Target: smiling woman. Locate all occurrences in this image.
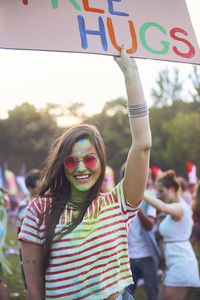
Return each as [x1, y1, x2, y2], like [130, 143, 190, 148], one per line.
[18, 48, 151, 300]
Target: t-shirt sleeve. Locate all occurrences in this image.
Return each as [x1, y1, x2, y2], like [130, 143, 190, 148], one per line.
[112, 180, 142, 229]
[18, 198, 45, 245]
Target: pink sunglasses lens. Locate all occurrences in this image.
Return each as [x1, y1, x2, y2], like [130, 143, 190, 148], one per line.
[84, 154, 97, 167]
[64, 156, 77, 169]
[64, 154, 97, 169]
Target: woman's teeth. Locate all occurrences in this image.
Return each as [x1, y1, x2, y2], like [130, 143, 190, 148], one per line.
[75, 175, 90, 179]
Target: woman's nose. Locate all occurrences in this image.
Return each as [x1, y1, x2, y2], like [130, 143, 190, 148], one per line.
[76, 160, 86, 172]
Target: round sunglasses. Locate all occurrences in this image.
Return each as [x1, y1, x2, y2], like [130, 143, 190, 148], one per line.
[64, 153, 98, 169]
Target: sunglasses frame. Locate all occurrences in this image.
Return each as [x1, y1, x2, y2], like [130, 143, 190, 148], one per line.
[64, 153, 98, 169]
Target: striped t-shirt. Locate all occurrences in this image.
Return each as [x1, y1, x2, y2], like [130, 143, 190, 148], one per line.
[17, 196, 29, 234]
[18, 181, 141, 300]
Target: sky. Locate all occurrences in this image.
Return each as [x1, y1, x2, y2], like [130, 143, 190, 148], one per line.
[0, 0, 200, 124]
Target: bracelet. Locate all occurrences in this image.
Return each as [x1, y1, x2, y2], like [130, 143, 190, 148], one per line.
[127, 101, 149, 118]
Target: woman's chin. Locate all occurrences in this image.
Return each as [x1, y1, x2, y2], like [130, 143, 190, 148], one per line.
[72, 181, 94, 192]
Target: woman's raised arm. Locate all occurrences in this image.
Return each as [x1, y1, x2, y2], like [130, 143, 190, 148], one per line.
[115, 47, 152, 206]
[144, 191, 183, 220]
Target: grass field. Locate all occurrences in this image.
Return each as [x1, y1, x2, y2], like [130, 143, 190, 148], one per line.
[4, 224, 26, 299]
[3, 223, 200, 300]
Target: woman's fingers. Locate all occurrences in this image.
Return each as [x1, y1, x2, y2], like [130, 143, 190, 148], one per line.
[114, 45, 137, 72]
[120, 44, 126, 55]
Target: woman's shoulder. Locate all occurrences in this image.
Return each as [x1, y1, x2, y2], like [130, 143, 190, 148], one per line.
[179, 199, 190, 210]
[28, 195, 53, 212]
[98, 191, 117, 206]
[178, 199, 193, 219]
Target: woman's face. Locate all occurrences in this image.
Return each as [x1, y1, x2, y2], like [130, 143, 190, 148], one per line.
[156, 182, 175, 203]
[64, 139, 101, 192]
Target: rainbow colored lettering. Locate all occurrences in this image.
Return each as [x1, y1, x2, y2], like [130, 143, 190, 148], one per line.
[21, 0, 196, 59]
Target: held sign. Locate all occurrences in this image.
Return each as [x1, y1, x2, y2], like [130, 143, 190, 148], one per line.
[0, 0, 200, 64]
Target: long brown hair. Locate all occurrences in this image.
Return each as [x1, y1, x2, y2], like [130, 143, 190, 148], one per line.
[38, 124, 106, 271]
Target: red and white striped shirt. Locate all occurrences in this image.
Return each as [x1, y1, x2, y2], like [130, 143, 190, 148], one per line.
[18, 181, 141, 299]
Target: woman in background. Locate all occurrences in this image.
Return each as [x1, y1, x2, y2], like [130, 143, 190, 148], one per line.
[144, 170, 200, 300]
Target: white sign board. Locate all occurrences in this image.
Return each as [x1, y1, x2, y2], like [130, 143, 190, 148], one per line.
[0, 0, 200, 64]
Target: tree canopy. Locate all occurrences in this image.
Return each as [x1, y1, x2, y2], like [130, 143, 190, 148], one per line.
[0, 103, 62, 174]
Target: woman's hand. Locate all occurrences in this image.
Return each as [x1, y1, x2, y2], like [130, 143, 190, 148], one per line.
[114, 45, 137, 74]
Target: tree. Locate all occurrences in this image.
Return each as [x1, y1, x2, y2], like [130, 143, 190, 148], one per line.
[161, 111, 200, 176]
[151, 67, 183, 107]
[0, 102, 61, 174]
[189, 65, 200, 102]
[149, 99, 200, 177]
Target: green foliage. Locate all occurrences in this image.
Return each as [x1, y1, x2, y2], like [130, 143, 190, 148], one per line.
[163, 111, 200, 176]
[4, 226, 26, 299]
[150, 101, 200, 176]
[0, 102, 62, 174]
[151, 67, 183, 107]
[189, 66, 200, 102]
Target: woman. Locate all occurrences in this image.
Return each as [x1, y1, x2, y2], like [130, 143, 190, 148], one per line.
[144, 170, 200, 300]
[18, 47, 151, 300]
[191, 179, 200, 259]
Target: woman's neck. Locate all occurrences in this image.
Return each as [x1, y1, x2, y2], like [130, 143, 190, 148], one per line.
[70, 186, 89, 204]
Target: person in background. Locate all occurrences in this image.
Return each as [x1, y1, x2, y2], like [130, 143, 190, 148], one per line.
[177, 176, 193, 208]
[191, 179, 200, 261]
[144, 169, 200, 300]
[101, 165, 115, 193]
[17, 169, 40, 289]
[0, 188, 9, 300]
[18, 47, 152, 300]
[125, 168, 160, 300]
[17, 169, 40, 235]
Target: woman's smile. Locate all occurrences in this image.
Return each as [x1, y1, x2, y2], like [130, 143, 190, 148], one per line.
[74, 174, 92, 183]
